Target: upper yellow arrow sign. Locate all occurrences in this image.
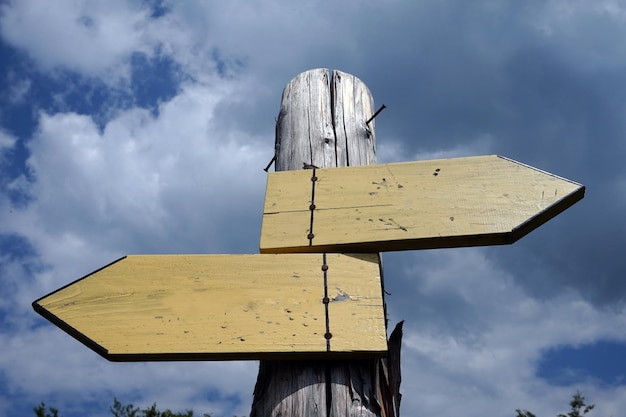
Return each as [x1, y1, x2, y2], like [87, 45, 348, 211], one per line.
[260, 155, 585, 253]
[33, 254, 386, 361]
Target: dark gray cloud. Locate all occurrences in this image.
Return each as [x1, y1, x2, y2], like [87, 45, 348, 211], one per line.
[339, 1, 626, 310]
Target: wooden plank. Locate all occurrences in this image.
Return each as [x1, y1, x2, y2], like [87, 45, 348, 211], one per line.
[33, 254, 386, 361]
[260, 155, 585, 253]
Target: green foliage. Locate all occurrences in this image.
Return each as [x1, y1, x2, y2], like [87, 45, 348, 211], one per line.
[35, 398, 212, 417]
[557, 392, 595, 417]
[516, 391, 595, 417]
[34, 403, 61, 417]
[110, 397, 202, 417]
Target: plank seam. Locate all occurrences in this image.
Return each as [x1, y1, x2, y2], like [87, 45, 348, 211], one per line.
[322, 253, 331, 352]
[308, 168, 317, 246]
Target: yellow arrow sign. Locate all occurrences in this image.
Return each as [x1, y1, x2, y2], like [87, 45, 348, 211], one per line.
[260, 155, 584, 253]
[33, 254, 386, 361]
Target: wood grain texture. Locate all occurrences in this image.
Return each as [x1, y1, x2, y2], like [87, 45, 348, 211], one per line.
[252, 69, 399, 417]
[261, 155, 585, 253]
[274, 68, 376, 171]
[332, 70, 376, 167]
[33, 254, 386, 361]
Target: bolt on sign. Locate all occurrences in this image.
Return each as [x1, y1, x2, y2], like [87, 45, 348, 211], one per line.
[260, 155, 584, 254]
[34, 154, 584, 360]
[33, 254, 386, 361]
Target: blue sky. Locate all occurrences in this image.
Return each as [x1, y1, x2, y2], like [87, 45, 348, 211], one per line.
[1, 1, 625, 416]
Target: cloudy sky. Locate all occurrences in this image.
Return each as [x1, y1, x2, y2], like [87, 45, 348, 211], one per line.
[1, 0, 625, 416]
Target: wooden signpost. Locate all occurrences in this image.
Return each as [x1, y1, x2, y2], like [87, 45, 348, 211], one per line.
[33, 68, 585, 417]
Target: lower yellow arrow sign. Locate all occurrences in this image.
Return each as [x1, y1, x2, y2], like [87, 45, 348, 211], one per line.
[33, 254, 386, 361]
[260, 155, 585, 253]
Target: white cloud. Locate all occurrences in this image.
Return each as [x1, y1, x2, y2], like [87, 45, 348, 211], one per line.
[5, 80, 268, 294]
[1, 76, 270, 415]
[5, 73, 31, 104]
[0, 326, 258, 416]
[0, 0, 356, 87]
[0, 129, 17, 173]
[378, 133, 495, 164]
[0, 0, 156, 82]
[389, 248, 626, 416]
[0, 129, 16, 150]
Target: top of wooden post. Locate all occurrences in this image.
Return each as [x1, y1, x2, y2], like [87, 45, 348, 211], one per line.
[250, 69, 394, 417]
[275, 68, 377, 171]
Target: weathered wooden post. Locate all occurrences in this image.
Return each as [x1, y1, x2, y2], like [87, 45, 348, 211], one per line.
[251, 68, 403, 417]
